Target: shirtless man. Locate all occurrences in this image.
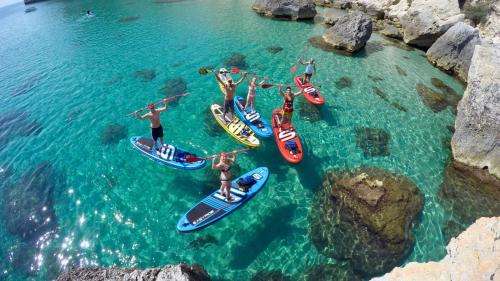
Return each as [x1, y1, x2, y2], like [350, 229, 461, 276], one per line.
[135, 99, 169, 149]
[214, 71, 247, 121]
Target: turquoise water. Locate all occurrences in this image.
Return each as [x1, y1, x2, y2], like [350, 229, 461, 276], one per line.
[0, 0, 464, 280]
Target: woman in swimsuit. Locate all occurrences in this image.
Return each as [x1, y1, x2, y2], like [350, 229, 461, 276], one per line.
[244, 76, 266, 113]
[279, 85, 303, 126]
[212, 153, 236, 201]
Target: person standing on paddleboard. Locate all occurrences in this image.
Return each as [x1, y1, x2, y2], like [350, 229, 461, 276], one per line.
[135, 99, 169, 150]
[212, 153, 236, 201]
[244, 76, 266, 113]
[214, 71, 247, 121]
[299, 58, 316, 83]
[279, 85, 302, 127]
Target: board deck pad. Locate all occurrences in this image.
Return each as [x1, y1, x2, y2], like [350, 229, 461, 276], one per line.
[271, 109, 303, 163]
[210, 104, 260, 147]
[294, 75, 325, 105]
[177, 167, 269, 232]
[234, 96, 272, 138]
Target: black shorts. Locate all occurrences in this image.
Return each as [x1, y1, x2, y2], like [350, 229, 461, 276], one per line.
[151, 125, 164, 141]
[304, 73, 312, 79]
[224, 99, 234, 114]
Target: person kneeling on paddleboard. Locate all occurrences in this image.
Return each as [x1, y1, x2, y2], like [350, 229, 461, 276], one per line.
[214, 71, 247, 122]
[135, 100, 169, 150]
[279, 85, 302, 127]
[299, 58, 316, 83]
[244, 76, 266, 113]
[212, 153, 236, 201]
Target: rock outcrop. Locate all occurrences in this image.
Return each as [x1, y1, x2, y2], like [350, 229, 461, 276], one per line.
[57, 264, 211, 281]
[400, 0, 464, 48]
[309, 168, 424, 277]
[370, 217, 500, 281]
[451, 45, 500, 178]
[322, 11, 372, 53]
[252, 0, 317, 20]
[426, 22, 481, 82]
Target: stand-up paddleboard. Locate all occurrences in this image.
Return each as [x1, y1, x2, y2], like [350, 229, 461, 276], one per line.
[130, 136, 206, 170]
[271, 109, 303, 163]
[294, 75, 324, 105]
[177, 167, 269, 232]
[210, 104, 260, 147]
[234, 96, 272, 138]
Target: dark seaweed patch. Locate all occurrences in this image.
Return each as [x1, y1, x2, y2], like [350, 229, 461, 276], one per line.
[416, 83, 448, 113]
[395, 65, 407, 76]
[251, 271, 291, 281]
[372, 86, 389, 102]
[133, 69, 156, 82]
[0, 111, 42, 151]
[298, 98, 321, 123]
[104, 74, 122, 86]
[101, 123, 128, 145]
[391, 102, 407, 112]
[334, 77, 352, 89]
[266, 46, 283, 54]
[355, 127, 390, 157]
[2, 162, 58, 241]
[159, 78, 187, 106]
[187, 234, 219, 249]
[368, 75, 383, 82]
[224, 52, 248, 69]
[118, 16, 139, 23]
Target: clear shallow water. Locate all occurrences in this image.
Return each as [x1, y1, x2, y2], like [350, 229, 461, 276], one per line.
[0, 0, 464, 280]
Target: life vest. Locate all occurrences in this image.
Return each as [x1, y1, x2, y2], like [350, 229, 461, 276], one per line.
[283, 95, 294, 113]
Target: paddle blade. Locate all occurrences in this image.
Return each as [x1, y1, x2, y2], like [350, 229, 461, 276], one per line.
[185, 155, 204, 163]
[261, 84, 274, 89]
[231, 67, 242, 74]
[198, 68, 210, 75]
[290, 65, 297, 73]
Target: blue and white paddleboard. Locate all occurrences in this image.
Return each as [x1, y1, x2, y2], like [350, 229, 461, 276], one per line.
[234, 96, 272, 138]
[177, 167, 269, 232]
[130, 136, 206, 170]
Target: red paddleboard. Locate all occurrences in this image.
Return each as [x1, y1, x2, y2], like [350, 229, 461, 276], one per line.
[271, 109, 303, 164]
[294, 75, 325, 105]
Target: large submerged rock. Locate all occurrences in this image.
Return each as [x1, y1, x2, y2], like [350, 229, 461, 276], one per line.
[400, 0, 464, 48]
[451, 45, 500, 178]
[252, 0, 317, 20]
[322, 11, 372, 53]
[371, 217, 500, 281]
[2, 162, 58, 241]
[439, 161, 500, 226]
[309, 168, 424, 277]
[57, 264, 211, 281]
[426, 22, 481, 82]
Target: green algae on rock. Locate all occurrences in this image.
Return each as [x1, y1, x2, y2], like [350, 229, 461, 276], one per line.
[101, 123, 128, 145]
[416, 83, 448, 113]
[395, 65, 407, 76]
[298, 264, 361, 281]
[439, 161, 500, 226]
[335, 76, 352, 89]
[309, 168, 423, 277]
[355, 127, 390, 157]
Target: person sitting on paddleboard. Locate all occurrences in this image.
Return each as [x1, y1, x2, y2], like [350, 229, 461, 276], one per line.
[299, 58, 316, 83]
[212, 153, 236, 201]
[214, 71, 247, 122]
[244, 76, 266, 113]
[135, 99, 169, 150]
[279, 85, 302, 126]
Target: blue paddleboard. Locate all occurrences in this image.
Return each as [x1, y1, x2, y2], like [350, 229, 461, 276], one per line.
[234, 96, 272, 138]
[177, 167, 269, 232]
[130, 136, 206, 170]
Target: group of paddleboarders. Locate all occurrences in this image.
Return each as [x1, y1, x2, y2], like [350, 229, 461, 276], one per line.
[130, 57, 317, 202]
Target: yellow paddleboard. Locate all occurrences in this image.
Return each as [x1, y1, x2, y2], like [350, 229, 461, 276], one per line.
[210, 104, 260, 147]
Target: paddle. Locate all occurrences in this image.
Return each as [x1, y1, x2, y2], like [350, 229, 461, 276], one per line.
[261, 83, 298, 89]
[290, 46, 309, 73]
[185, 147, 254, 163]
[230, 67, 277, 82]
[127, 92, 189, 116]
[198, 68, 214, 75]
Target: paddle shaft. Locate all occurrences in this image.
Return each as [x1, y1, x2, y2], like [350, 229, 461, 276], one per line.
[230, 67, 277, 82]
[127, 93, 188, 116]
[291, 46, 309, 73]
